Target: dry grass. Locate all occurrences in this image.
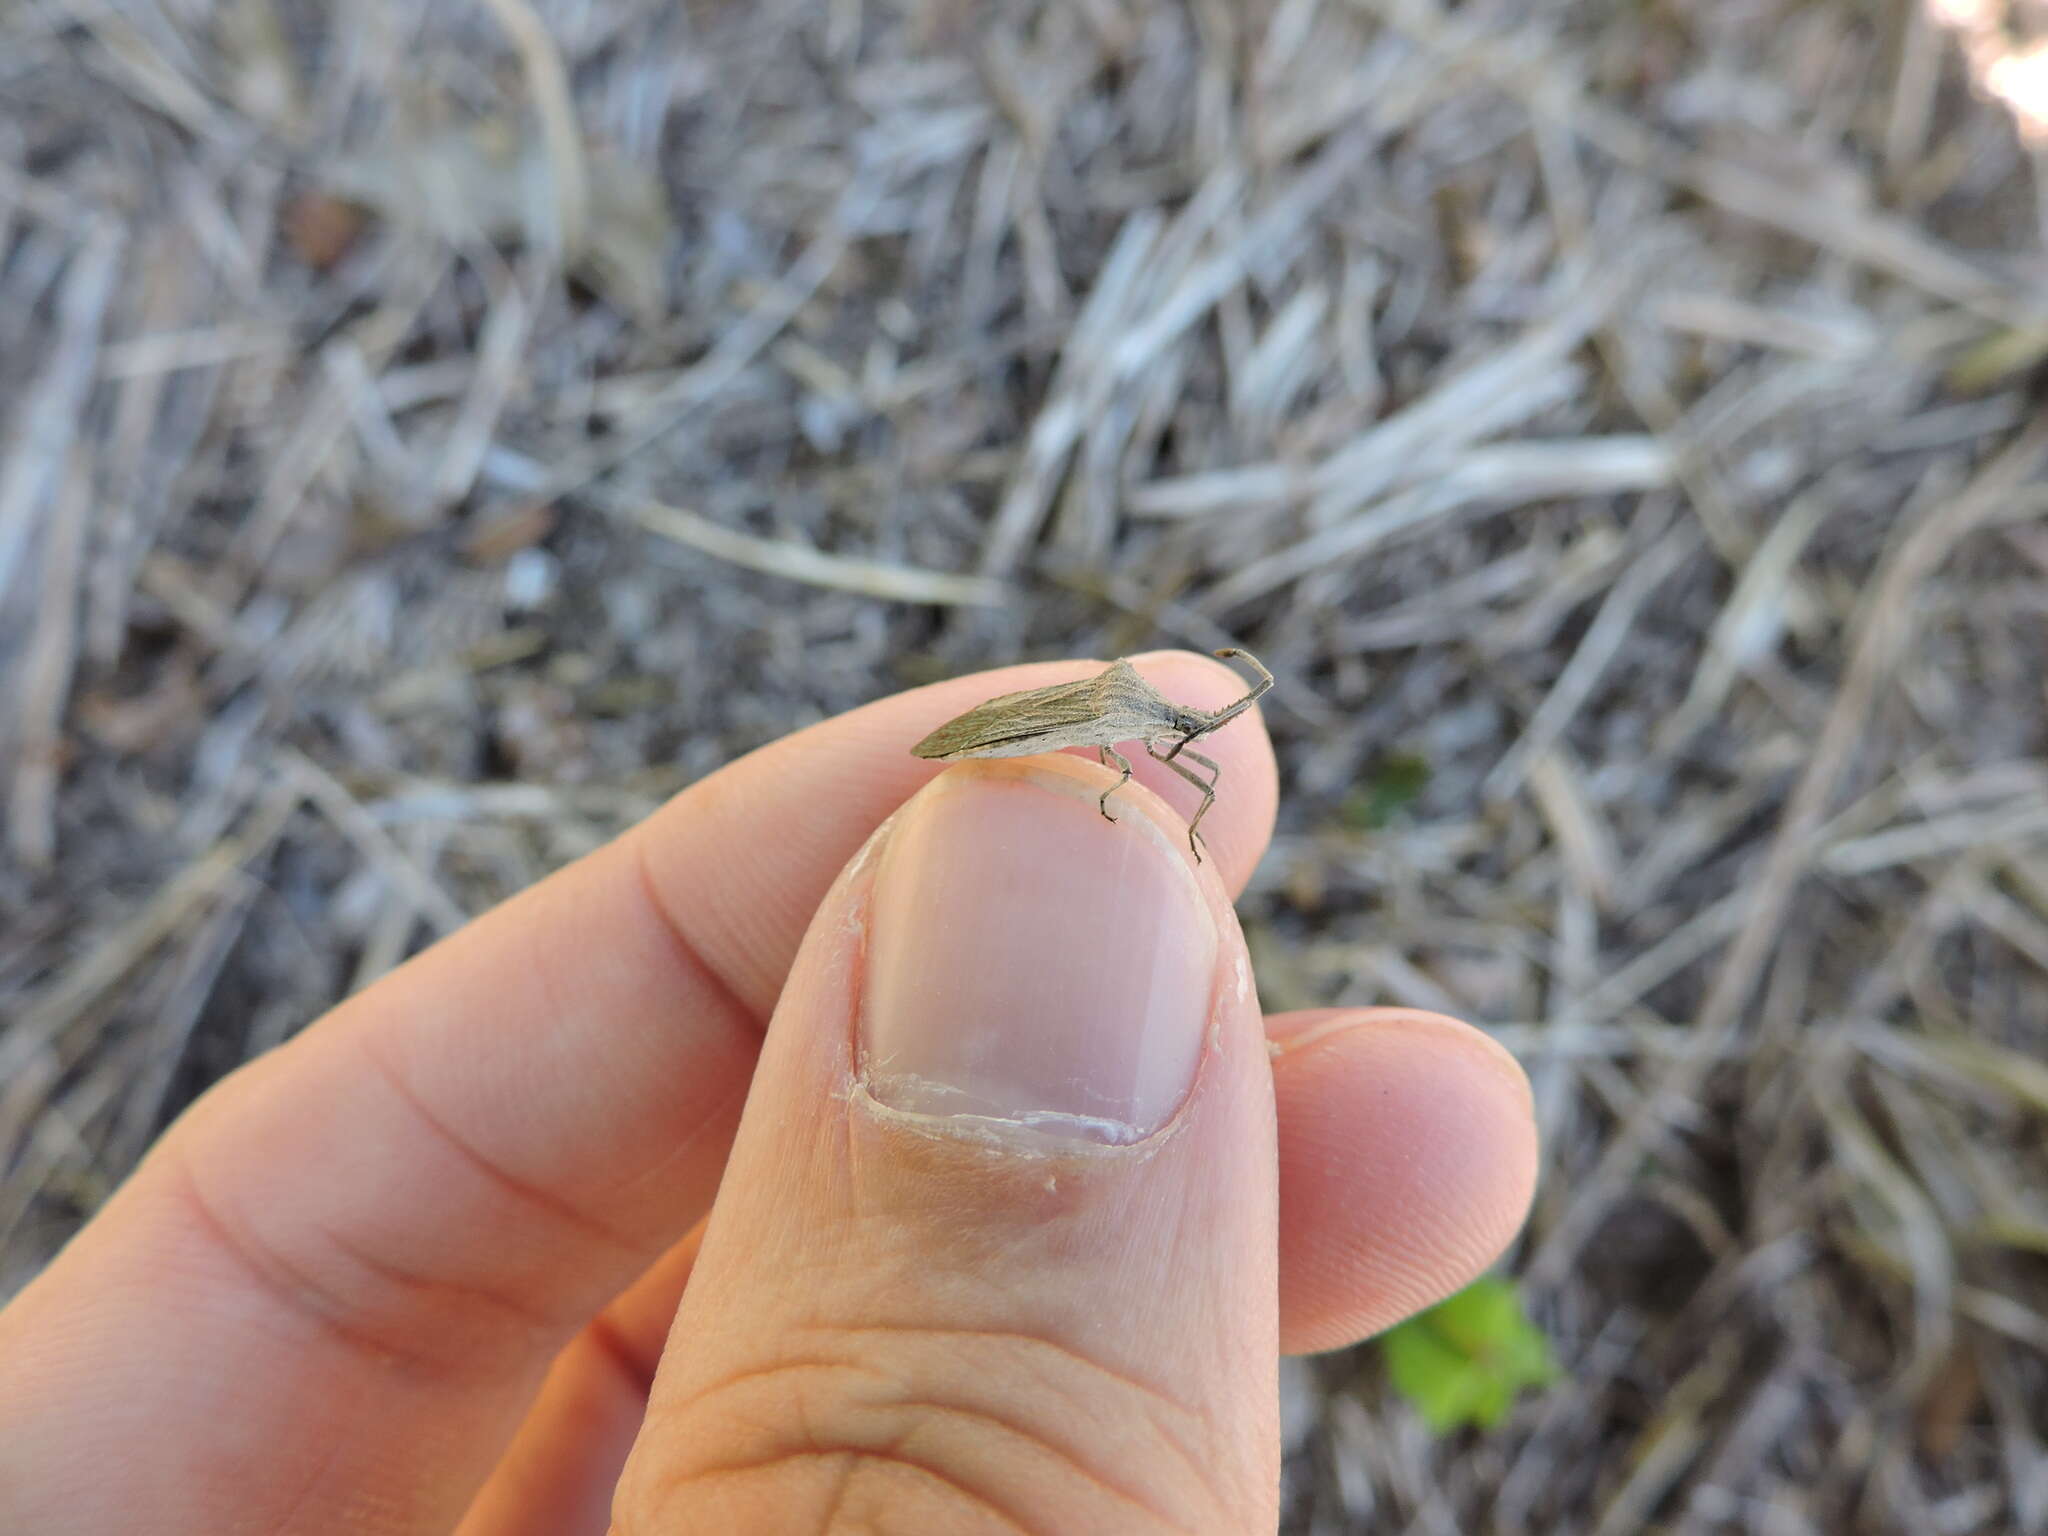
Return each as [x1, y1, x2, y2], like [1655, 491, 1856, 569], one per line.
[5, 0, 2048, 1529]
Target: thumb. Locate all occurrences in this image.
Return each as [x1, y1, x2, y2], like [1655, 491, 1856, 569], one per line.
[614, 756, 1279, 1535]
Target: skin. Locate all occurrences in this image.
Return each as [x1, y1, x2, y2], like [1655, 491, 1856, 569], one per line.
[0, 650, 1539, 1535]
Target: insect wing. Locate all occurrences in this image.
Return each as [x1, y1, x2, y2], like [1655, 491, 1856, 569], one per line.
[910, 676, 1110, 759]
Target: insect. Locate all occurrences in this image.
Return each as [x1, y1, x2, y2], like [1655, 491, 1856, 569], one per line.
[910, 649, 1273, 860]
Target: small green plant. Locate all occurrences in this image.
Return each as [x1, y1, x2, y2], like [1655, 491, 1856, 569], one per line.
[1382, 1274, 1556, 1432]
[1340, 750, 1431, 830]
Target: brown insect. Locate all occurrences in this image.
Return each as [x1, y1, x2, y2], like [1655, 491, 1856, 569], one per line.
[910, 649, 1273, 859]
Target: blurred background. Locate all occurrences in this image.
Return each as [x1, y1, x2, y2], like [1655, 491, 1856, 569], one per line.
[5, 0, 2048, 1529]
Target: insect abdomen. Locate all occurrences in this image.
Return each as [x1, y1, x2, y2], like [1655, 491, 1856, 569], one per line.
[910, 724, 1067, 760]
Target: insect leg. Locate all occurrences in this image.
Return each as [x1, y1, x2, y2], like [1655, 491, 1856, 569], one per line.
[1146, 739, 1220, 859]
[1098, 746, 1134, 823]
[1175, 747, 1223, 843]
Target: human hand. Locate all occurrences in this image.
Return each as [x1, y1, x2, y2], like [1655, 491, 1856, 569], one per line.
[0, 651, 1537, 1534]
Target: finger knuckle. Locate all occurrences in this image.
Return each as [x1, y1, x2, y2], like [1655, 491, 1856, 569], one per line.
[163, 1140, 557, 1382]
[614, 1322, 1233, 1535]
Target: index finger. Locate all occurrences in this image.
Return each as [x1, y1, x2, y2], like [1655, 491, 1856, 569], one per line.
[0, 651, 1276, 1536]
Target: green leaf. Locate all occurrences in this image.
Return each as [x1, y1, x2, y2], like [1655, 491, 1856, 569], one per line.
[1339, 750, 1432, 830]
[1382, 1275, 1556, 1432]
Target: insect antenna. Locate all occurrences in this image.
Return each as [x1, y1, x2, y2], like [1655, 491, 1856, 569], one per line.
[1165, 648, 1273, 760]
